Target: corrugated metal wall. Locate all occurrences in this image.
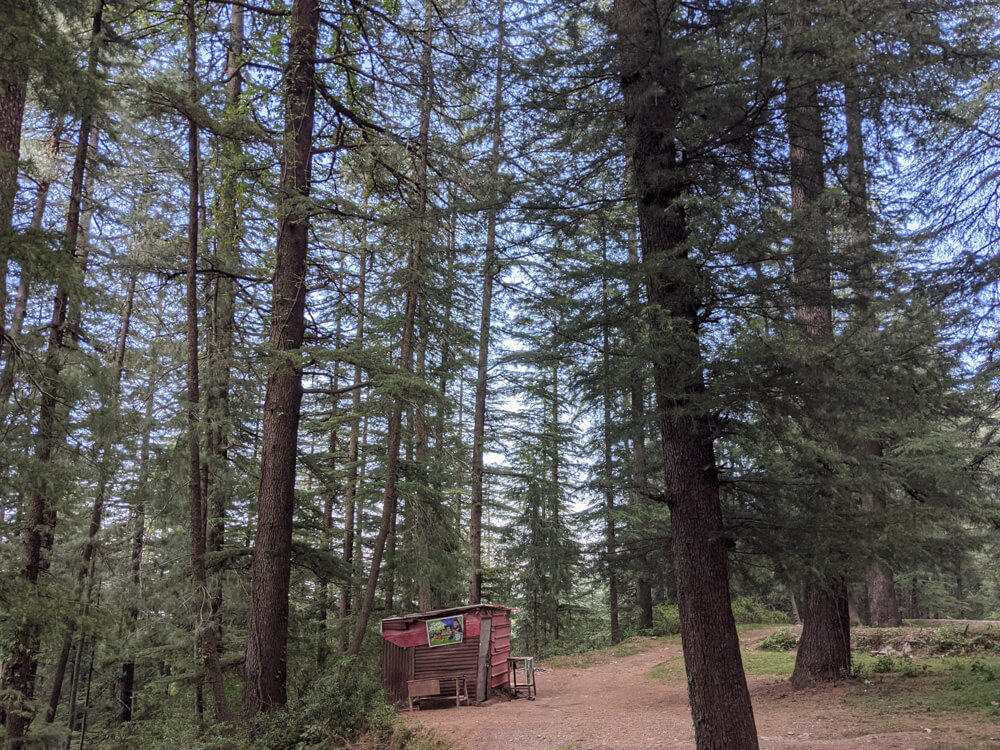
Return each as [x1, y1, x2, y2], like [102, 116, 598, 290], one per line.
[413, 637, 480, 698]
[490, 612, 511, 688]
[381, 606, 514, 704]
[381, 639, 413, 704]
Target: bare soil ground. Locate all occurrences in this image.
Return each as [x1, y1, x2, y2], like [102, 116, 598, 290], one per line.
[403, 629, 1000, 750]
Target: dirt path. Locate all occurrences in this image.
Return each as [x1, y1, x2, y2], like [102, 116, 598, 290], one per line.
[404, 630, 1000, 749]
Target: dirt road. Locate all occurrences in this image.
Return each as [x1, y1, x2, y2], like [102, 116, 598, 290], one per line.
[404, 631, 999, 749]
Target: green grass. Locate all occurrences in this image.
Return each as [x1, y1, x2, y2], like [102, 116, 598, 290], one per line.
[544, 636, 662, 669]
[740, 649, 796, 676]
[846, 656, 1000, 718]
[648, 656, 684, 681]
[648, 648, 794, 681]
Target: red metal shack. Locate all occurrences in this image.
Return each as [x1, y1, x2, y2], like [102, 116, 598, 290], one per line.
[380, 604, 512, 705]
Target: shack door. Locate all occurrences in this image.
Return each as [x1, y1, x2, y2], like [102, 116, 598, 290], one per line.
[476, 618, 491, 702]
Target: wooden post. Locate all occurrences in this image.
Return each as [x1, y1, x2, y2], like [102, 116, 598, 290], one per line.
[477, 618, 492, 703]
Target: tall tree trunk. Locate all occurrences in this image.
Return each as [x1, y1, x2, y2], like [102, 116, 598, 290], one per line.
[415, 300, 432, 612]
[0, 123, 60, 408]
[202, 0, 245, 680]
[2, 12, 101, 738]
[184, 0, 230, 723]
[120, 365, 156, 724]
[346, 201, 419, 653]
[785, 15, 852, 687]
[317, 320, 342, 652]
[0, 0, 29, 369]
[791, 584, 851, 686]
[627, 219, 654, 630]
[614, 1, 759, 746]
[46, 268, 132, 725]
[347, 0, 430, 654]
[243, 0, 320, 717]
[843, 77, 901, 628]
[601, 234, 621, 644]
[469, 0, 505, 605]
[338, 241, 367, 634]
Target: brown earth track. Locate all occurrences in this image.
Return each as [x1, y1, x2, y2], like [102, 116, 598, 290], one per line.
[403, 629, 1000, 750]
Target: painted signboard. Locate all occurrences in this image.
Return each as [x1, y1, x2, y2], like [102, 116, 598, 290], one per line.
[426, 615, 464, 647]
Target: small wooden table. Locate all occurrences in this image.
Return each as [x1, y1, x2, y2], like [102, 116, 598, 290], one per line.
[507, 657, 536, 699]
[407, 676, 469, 711]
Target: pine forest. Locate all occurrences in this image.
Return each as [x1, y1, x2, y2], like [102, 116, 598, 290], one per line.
[1, 0, 1000, 748]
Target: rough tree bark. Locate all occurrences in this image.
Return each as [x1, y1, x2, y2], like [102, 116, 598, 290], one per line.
[412, 1, 434, 613]
[184, 0, 230, 722]
[243, 0, 320, 717]
[614, 0, 759, 746]
[338, 241, 367, 635]
[600, 234, 621, 644]
[626, 215, 655, 630]
[2, 13, 100, 739]
[843, 77, 902, 628]
[120, 364, 156, 724]
[202, 0, 246, 677]
[0, 0, 29, 365]
[347, 1, 431, 654]
[46, 264, 132, 726]
[469, 0, 505, 605]
[785, 13, 852, 687]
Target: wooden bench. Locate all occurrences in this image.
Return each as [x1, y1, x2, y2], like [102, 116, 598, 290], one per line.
[407, 676, 469, 711]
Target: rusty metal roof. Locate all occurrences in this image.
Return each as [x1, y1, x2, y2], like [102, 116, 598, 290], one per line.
[380, 603, 510, 626]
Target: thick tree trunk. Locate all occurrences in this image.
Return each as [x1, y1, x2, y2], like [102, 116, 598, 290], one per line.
[0, 120, 56, 407]
[785, 15, 852, 684]
[469, 0, 505, 605]
[2, 19, 99, 738]
[615, 1, 758, 746]
[866, 564, 901, 627]
[243, 0, 320, 717]
[0, 1, 28, 374]
[791, 583, 851, 687]
[843, 78, 902, 629]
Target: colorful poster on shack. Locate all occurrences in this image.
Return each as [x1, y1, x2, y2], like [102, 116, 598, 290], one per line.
[425, 615, 464, 647]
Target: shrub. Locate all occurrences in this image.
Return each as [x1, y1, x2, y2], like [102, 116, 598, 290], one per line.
[758, 628, 799, 652]
[652, 603, 681, 636]
[873, 654, 897, 674]
[730, 597, 790, 626]
[93, 654, 399, 750]
[970, 659, 997, 682]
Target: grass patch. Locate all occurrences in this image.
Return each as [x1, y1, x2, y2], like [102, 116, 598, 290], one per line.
[648, 648, 795, 681]
[544, 636, 661, 669]
[847, 656, 1000, 718]
[648, 656, 685, 681]
[740, 650, 796, 676]
[737, 622, 790, 634]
